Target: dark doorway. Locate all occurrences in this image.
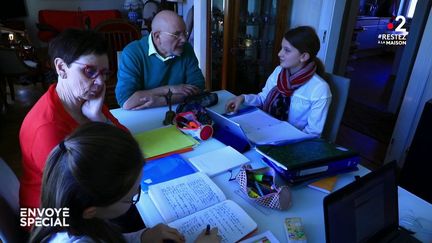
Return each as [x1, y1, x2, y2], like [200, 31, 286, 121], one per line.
[334, 0, 421, 168]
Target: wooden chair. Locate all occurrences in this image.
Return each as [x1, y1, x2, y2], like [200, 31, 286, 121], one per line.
[321, 73, 351, 143]
[94, 19, 141, 109]
[0, 47, 40, 111]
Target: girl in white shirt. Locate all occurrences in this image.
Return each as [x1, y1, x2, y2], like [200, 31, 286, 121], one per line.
[226, 26, 332, 137]
[29, 122, 219, 243]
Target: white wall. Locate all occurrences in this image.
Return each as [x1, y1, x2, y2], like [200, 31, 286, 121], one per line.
[193, 0, 206, 77]
[289, 0, 322, 28]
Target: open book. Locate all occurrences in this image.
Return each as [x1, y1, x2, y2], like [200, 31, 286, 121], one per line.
[229, 108, 315, 145]
[207, 107, 314, 148]
[148, 172, 257, 243]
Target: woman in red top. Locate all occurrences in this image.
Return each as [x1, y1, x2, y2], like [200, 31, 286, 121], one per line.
[19, 29, 127, 211]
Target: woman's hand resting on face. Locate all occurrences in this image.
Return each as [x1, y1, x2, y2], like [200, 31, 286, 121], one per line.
[82, 84, 106, 122]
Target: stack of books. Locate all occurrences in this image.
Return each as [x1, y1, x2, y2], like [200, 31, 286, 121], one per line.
[256, 138, 359, 184]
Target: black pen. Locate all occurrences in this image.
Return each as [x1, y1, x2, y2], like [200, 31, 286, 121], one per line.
[205, 224, 211, 235]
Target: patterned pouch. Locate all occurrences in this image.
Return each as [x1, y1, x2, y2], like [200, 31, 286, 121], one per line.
[236, 165, 292, 210]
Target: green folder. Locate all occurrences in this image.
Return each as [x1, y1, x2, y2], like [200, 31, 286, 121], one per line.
[134, 125, 198, 159]
[256, 138, 358, 171]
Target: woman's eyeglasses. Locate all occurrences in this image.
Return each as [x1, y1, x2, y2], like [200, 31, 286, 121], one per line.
[73, 62, 112, 80]
[131, 185, 142, 205]
[161, 31, 189, 40]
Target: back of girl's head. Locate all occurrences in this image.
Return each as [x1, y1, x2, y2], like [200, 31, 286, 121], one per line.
[48, 28, 108, 67]
[30, 122, 144, 242]
[284, 26, 325, 75]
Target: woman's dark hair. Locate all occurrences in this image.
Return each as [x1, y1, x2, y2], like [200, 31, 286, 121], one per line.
[30, 122, 144, 243]
[48, 28, 108, 67]
[284, 26, 325, 75]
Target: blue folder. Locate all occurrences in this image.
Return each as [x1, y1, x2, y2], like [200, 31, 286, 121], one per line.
[141, 153, 196, 192]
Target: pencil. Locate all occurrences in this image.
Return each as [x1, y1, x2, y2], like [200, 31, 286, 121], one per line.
[254, 181, 264, 196]
[205, 224, 210, 235]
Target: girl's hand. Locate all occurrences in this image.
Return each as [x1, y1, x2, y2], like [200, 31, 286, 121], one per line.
[141, 223, 185, 243]
[225, 95, 245, 113]
[194, 227, 221, 243]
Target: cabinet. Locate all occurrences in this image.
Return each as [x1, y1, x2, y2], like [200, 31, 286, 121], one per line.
[210, 0, 289, 95]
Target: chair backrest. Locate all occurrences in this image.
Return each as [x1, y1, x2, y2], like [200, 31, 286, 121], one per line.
[94, 19, 141, 109]
[321, 73, 351, 143]
[0, 157, 27, 243]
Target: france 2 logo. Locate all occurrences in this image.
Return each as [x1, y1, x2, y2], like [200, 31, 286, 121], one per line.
[387, 15, 407, 32]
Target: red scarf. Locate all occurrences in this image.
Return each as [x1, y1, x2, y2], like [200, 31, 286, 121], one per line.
[263, 62, 316, 120]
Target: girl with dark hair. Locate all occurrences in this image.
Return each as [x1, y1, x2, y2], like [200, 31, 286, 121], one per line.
[30, 122, 219, 243]
[226, 26, 332, 137]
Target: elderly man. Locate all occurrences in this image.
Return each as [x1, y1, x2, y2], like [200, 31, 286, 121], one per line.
[116, 10, 205, 110]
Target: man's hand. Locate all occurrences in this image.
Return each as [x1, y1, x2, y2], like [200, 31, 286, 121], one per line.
[131, 95, 164, 110]
[82, 84, 106, 122]
[141, 223, 185, 243]
[169, 84, 200, 96]
[123, 90, 163, 110]
[123, 85, 201, 110]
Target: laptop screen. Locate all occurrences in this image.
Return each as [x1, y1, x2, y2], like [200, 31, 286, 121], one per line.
[206, 108, 251, 152]
[324, 162, 399, 243]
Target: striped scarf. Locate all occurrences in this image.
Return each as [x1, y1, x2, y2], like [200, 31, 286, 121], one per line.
[262, 62, 316, 120]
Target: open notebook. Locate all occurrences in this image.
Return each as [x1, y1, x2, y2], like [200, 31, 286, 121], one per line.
[148, 172, 257, 243]
[207, 107, 314, 151]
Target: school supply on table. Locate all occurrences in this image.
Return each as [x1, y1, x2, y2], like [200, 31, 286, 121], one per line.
[148, 172, 257, 243]
[323, 161, 421, 243]
[284, 217, 307, 243]
[307, 176, 338, 194]
[236, 165, 292, 210]
[163, 89, 176, 125]
[206, 107, 252, 152]
[206, 107, 314, 152]
[176, 91, 219, 113]
[134, 125, 198, 160]
[140, 154, 196, 192]
[239, 230, 281, 243]
[256, 138, 359, 184]
[177, 91, 218, 112]
[188, 146, 250, 177]
[175, 111, 213, 141]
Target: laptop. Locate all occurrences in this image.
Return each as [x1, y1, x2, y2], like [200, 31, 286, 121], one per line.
[323, 161, 420, 243]
[205, 107, 253, 153]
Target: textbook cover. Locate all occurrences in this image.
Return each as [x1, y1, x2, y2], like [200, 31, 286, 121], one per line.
[256, 138, 358, 171]
[257, 138, 359, 184]
[307, 176, 338, 193]
[141, 154, 196, 192]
